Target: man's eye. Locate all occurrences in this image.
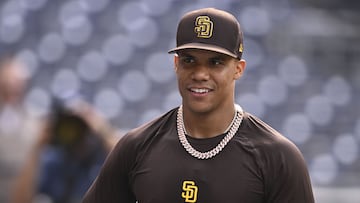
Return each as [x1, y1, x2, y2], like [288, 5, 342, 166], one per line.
[210, 58, 224, 65]
[181, 57, 195, 64]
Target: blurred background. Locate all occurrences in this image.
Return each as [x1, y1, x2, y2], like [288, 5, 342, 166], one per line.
[0, 0, 359, 202]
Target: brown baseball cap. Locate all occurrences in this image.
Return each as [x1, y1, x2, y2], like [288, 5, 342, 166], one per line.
[168, 8, 243, 59]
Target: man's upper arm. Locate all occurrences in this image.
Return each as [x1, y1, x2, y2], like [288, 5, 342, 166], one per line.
[264, 138, 315, 203]
[82, 135, 136, 203]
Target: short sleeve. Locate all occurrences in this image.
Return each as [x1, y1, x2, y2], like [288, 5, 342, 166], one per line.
[262, 137, 314, 203]
[82, 134, 137, 203]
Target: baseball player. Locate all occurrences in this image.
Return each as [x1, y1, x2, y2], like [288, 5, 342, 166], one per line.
[82, 8, 314, 203]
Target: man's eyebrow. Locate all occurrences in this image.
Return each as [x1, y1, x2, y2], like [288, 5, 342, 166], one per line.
[177, 52, 193, 58]
[210, 54, 229, 61]
[177, 51, 231, 61]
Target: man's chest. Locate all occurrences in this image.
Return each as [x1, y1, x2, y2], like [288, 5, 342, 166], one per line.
[130, 140, 264, 203]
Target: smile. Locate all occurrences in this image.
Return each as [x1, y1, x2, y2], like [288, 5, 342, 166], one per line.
[190, 88, 211, 94]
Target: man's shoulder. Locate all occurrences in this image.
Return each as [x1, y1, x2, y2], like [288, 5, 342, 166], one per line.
[121, 107, 178, 143]
[240, 112, 308, 172]
[240, 112, 299, 152]
[108, 107, 178, 163]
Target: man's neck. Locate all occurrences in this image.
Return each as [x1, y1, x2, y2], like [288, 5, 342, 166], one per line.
[182, 105, 236, 139]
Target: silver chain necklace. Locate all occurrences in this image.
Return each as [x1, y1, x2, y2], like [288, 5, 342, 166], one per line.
[177, 104, 243, 160]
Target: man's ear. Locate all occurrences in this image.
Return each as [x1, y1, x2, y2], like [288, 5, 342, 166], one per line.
[234, 59, 246, 80]
[174, 55, 179, 72]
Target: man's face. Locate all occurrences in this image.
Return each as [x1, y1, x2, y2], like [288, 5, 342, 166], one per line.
[174, 49, 245, 114]
[0, 61, 28, 103]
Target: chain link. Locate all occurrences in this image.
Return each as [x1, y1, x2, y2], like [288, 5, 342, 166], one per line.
[177, 105, 243, 160]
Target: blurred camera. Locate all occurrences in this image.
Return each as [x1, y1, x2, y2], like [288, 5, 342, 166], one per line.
[50, 101, 90, 148]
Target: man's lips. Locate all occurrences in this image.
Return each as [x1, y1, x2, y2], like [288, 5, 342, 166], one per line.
[188, 87, 213, 95]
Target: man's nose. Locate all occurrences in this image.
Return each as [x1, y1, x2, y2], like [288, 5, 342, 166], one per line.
[191, 65, 210, 81]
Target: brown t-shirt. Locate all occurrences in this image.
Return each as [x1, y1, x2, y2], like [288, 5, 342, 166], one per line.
[82, 107, 314, 203]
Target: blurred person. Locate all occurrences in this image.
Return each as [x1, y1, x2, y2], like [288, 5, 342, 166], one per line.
[82, 8, 314, 203]
[10, 98, 119, 203]
[0, 55, 40, 203]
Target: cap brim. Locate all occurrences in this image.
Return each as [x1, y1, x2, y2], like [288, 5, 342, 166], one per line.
[168, 43, 238, 59]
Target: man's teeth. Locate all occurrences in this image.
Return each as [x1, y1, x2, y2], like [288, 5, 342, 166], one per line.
[191, 88, 209, 93]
